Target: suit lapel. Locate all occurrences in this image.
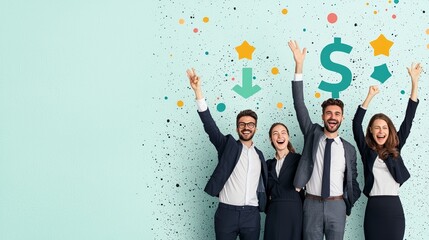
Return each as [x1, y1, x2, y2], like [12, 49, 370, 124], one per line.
[312, 129, 324, 162]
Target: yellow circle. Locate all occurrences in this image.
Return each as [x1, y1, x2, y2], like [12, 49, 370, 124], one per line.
[177, 100, 184, 107]
[315, 92, 321, 98]
[281, 8, 288, 15]
[388, 0, 392, 3]
[179, 18, 185, 25]
[271, 67, 279, 75]
[277, 102, 283, 109]
[366, 2, 369, 6]
[203, 17, 209, 23]
[373, 10, 378, 14]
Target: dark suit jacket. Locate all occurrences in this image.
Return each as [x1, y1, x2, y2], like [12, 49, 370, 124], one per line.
[352, 99, 418, 197]
[198, 108, 268, 211]
[291, 80, 361, 215]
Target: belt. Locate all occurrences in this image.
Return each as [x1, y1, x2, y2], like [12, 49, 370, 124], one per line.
[218, 202, 258, 211]
[306, 193, 343, 201]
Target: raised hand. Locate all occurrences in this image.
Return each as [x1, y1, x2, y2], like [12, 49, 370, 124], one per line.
[288, 40, 307, 65]
[367, 85, 380, 97]
[186, 68, 203, 100]
[362, 85, 380, 109]
[407, 63, 422, 85]
[406, 63, 422, 102]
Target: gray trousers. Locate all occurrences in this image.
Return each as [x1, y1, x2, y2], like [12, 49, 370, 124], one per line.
[303, 198, 346, 240]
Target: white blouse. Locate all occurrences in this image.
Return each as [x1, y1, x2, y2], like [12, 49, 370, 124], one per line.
[369, 156, 400, 196]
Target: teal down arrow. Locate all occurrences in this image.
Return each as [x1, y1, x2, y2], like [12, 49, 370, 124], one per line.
[232, 68, 261, 99]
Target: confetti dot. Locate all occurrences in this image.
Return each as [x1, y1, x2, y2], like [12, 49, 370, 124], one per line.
[231, 77, 235, 81]
[205, 51, 209, 55]
[277, 102, 283, 109]
[225, 73, 228, 77]
[203, 17, 209, 23]
[394, 0, 399, 3]
[193, 28, 199, 33]
[217, 103, 226, 112]
[281, 8, 288, 15]
[303, 28, 307, 32]
[392, 14, 397, 19]
[253, 76, 256, 80]
[271, 67, 279, 75]
[179, 18, 185, 25]
[177, 100, 184, 107]
[164, 96, 168, 100]
[400, 90, 405, 94]
[315, 92, 321, 98]
[327, 13, 338, 24]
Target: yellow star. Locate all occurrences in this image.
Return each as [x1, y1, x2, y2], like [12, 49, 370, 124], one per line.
[370, 34, 394, 56]
[235, 40, 256, 60]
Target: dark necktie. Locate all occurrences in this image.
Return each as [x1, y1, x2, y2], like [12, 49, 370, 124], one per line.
[322, 138, 334, 199]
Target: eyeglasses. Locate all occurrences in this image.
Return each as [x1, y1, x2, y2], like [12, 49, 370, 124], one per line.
[238, 122, 256, 129]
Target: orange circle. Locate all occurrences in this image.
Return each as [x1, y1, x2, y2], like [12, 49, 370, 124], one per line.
[373, 10, 378, 14]
[426, 29, 429, 35]
[427, 44, 429, 49]
[277, 102, 283, 109]
[203, 17, 209, 23]
[177, 100, 184, 107]
[271, 67, 279, 75]
[179, 18, 185, 25]
[281, 8, 288, 15]
[315, 92, 321, 98]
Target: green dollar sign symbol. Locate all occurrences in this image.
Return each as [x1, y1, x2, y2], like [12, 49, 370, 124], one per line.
[319, 37, 353, 98]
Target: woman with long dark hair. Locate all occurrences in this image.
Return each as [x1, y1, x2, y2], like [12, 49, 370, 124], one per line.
[352, 63, 422, 239]
[264, 123, 303, 240]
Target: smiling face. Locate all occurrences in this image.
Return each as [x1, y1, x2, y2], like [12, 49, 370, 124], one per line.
[270, 124, 290, 152]
[236, 116, 256, 141]
[322, 105, 343, 134]
[370, 119, 389, 146]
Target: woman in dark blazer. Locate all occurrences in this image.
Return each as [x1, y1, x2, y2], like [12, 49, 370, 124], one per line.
[352, 63, 422, 240]
[264, 123, 303, 240]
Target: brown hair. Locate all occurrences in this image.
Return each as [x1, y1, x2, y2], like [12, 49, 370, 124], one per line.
[365, 113, 399, 159]
[268, 123, 296, 153]
[236, 109, 257, 128]
[321, 98, 344, 114]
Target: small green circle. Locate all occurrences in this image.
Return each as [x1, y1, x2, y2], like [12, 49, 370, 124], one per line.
[217, 103, 226, 112]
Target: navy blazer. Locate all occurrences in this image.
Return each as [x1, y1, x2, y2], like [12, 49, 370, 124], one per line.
[291, 80, 361, 215]
[352, 99, 419, 197]
[198, 108, 268, 211]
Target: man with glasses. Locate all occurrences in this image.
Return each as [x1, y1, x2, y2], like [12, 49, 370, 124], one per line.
[186, 68, 268, 240]
[288, 41, 361, 240]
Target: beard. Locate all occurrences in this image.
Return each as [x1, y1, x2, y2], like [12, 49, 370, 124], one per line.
[324, 119, 342, 133]
[238, 129, 255, 141]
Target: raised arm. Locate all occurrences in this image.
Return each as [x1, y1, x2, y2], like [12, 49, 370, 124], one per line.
[397, 63, 422, 148]
[352, 86, 379, 157]
[361, 85, 380, 109]
[288, 40, 313, 135]
[186, 68, 227, 151]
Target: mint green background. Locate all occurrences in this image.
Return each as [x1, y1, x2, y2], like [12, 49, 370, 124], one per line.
[1, 1, 428, 239]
